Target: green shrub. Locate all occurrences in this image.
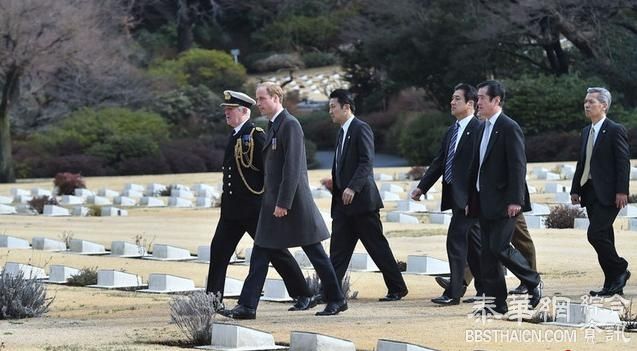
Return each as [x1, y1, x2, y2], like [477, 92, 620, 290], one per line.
[302, 52, 338, 68]
[149, 49, 246, 94]
[151, 85, 225, 137]
[254, 15, 342, 52]
[0, 270, 54, 319]
[54, 172, 86, 196]
[399, 111, 452, 166]
[299, 111, 337, 149]
[67, 267, 98, 286]
[545, 205, 586, 229]
[505, 74, 601, 137]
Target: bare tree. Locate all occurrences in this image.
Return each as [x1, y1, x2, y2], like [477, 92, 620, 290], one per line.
[0, 0, 140, 182]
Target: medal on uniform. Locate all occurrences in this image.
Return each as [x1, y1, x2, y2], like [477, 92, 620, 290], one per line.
[272, 137, 277, 150]
[242, 134, 250, 147]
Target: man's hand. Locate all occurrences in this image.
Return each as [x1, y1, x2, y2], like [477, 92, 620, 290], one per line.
[507, 204, 521, 218]
[320, 177, 333, 192]
[342, 188, 355, 205]
[274, 206, 288, 217]
[571, 194, 581, 205]
[410, 188, 423, 201]
[616, 193, 628, 209]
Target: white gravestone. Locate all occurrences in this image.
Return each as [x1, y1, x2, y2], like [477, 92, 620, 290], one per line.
[199, 324, 285, 350]
[43, 205, 70, 217]
[89, 270, 143, 289]
[289, 332, 356, 351]
[140, 274, 199, 293]
[146, 244, 194, 261]
[47, 265, 80, 283]
[348, 252, 380, 272]
[3, 262, 47, 279]
[32, 237, 67, 251]
[69, 239, 107, 255]
[0, 235, 30, 248]
[111, 241, 147, 257]
[261, 278, 293, 302]
[405, 255, 450, 275]
[386, 212, 419, 224]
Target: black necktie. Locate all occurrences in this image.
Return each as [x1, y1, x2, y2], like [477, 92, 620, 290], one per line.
[336, 128, 344, 165]
[268, 121, 273, 131]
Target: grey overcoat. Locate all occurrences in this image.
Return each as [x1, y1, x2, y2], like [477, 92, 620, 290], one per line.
[254, 109, 330, 249]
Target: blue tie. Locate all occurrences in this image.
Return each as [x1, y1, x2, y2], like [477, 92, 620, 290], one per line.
[444, 122, 459, 184]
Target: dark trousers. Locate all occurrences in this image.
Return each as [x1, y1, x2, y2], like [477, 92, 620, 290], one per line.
[330, 210, 407, 294]
[446, 209, 482, 298]
[206, 216, 310, 301]
[461, 213, 535, 291]
[239, 242, 344, 309]
[583, 183, 628, 287]
[479, 216, 540, 306]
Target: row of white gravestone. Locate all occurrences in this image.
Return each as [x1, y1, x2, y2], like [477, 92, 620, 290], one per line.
[201, 323, 438, 351]
[1, 236, 245, 265]
[0, 182, 221, 206]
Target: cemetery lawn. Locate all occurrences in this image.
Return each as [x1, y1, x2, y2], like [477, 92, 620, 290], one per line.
[1, 164, 636, 350]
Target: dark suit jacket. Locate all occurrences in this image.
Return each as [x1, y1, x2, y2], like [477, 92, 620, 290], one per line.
[220, 121, 264, 221]
[331, 117, 383, 218]
[255, 109, 330, 249]
[417, 116, 481, 211]
[469, 113, 526, 220]
[570, 118, 630, 207]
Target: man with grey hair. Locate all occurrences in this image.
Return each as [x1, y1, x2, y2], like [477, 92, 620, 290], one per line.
[571, 87, 631, 296]
[206, 90, 313, 310]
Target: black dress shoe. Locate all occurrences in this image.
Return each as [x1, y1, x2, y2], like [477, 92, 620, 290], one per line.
[528, 285, 542, 308]
[315, 300, 348, 316]
[378, 290, 408, 302]
[462, 296, 480, 304]
[221, 304, 256, 320]
[589, 287, 611, 296]
[288, 296, 317, 311]
[508, 283, 528, 295]
[435, 276, 450, 290]
[431, 295, 460, 305]
[607, 270, 631, 295]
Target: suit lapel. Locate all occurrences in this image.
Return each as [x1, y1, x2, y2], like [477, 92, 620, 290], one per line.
[455, 117, 477, 155]
[483, 115, 502, 163]
[592, 119, 609, 155]
[263, 110, 286, 152]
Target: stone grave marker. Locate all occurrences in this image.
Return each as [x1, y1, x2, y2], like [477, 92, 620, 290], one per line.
[348, 252, 380, 272]
[140, 274, 199, 293]
[261, 278, 293, 302]
[146, 244, 195, 261]
[43, 205, 70, 216]
[376, 339, 439, 351]
[197, 323, 286, 350]
[111, 241, 147, 257]
[289, 332, 356, 351]
[386, 212, 419, 224]
[396, 200, 427, 213]
[69, 239, 107, 255]
[89, 269, 144, 289]
[32, 237, 67, 251]
[0, 235, 30, 249]
[3, 262, 48, 279]
[47, 265, 80, 284]
[404, 255, 450, 275]
[0, 204, 17, 215]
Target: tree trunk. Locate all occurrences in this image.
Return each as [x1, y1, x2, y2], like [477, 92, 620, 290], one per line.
[0, 65, 20, 183]
[176, 0, 194, 53]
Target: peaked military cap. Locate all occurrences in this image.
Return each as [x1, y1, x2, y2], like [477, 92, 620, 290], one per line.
[220, 90, 256, 108]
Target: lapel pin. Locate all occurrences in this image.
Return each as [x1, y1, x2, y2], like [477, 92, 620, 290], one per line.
[602, 130, 607, 134]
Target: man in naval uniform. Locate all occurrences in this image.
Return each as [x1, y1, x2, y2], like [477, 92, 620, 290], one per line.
[206, 90, 313, 311]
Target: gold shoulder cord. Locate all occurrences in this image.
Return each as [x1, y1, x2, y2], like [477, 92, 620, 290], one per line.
[234, 128, 264, 194]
